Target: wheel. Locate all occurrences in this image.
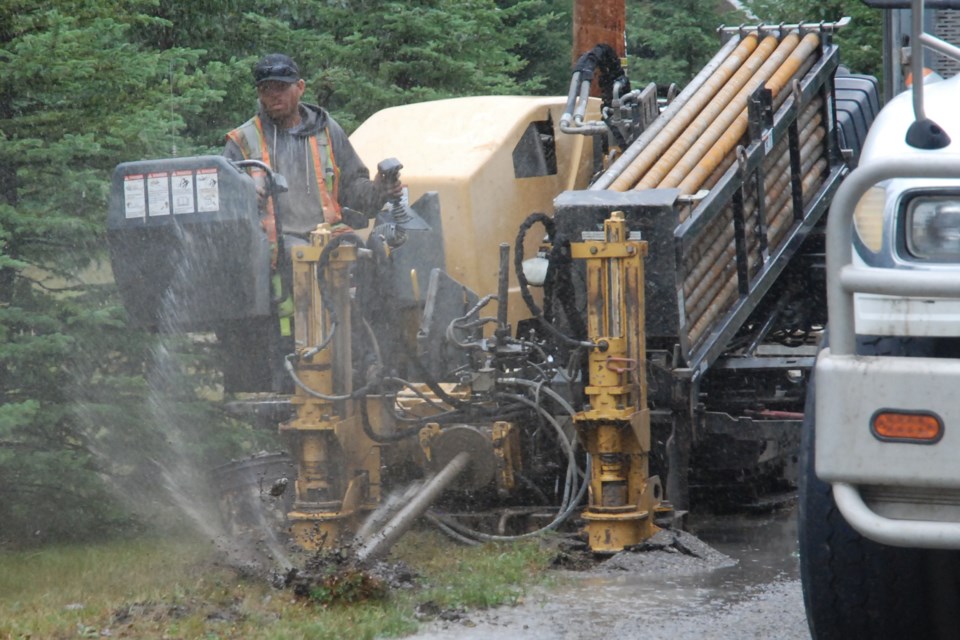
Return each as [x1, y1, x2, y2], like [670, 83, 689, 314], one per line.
[799, 333, 938, 639]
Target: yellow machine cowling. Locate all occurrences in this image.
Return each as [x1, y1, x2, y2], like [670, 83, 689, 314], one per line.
[350, 96, 600, 330]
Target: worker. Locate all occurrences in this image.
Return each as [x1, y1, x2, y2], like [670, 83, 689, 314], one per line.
[224, 53, 401, 249]
[220, 53, 401, 394]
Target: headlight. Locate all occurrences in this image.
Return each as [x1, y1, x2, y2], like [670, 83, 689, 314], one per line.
[853, 186, 886, 252]
[905, 195, 960, 260]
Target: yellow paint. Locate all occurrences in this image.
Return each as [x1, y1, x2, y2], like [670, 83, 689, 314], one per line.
[351, 96, 599, 329]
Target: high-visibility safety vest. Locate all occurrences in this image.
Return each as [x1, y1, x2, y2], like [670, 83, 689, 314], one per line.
[226, 115, 346, 258]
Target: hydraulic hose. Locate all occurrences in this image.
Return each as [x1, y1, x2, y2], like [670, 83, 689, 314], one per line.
[283, 354, 369, 401]
[398, 338, 468, 409]
[499, 377, 580, 418]
[514, 213, 593, 349]
[427, 388, 587, 544]
[315, 232, 364, 324]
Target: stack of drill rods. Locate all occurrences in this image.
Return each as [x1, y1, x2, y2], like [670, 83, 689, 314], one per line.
[739, 107, 825, 245]
[770, 157, 828, 249]
[684, 212, 739, 331]
[608, 34, 762, 192]
[595, 36, 743, 191]
[683, 209, 737, 302]
[678, 53, 819, 224]
[685, 134, 826, 346]
[741, 108, 826, 253]
[680, 99, 823, 305]
[642, 32, 789, 190]
[677, 153, 737, 225]
[686, 218, 759, 346]
[671, 33, 821, 195]
[686, 151, 827, 348]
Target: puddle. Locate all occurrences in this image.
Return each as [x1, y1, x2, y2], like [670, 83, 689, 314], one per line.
[411, 506, 808, 639]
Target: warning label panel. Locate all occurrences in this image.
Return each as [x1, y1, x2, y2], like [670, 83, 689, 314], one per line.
[123, 174, 146, 219]
[172, 170, 195, 214]
[196, 168, 220, 212]
[147, 172, 170, 216]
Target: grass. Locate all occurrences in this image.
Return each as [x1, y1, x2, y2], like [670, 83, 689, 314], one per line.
[0, 528, 555, 640]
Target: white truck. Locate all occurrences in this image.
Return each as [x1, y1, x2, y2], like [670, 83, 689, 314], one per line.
[800, 0, 960, 637]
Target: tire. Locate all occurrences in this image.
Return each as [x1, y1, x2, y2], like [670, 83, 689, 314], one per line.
[799, 332, 934, 639]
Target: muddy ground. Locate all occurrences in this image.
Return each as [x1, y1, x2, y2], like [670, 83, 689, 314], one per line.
[411, 505, 807, 639]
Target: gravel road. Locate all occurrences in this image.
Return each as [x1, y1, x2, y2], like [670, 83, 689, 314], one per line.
[411, 506, 809, 639]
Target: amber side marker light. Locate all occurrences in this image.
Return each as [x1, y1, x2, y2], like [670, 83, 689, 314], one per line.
[871, 410, 944, 444]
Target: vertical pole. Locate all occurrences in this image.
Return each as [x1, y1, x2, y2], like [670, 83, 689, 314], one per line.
[573, 0, 626, 61]
[573, 0, 626, 96]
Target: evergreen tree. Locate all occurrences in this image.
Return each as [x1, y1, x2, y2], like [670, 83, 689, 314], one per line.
[0, 3, 254, 544]
[626, 0, 748, 87]
[743, 0, 882, 79]
[0, 0, 579, 545]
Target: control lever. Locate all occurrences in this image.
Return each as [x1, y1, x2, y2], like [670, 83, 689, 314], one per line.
[377, 157, 412, 224]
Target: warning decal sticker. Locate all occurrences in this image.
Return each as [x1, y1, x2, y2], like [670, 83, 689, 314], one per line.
[196, 168, 220, 212]
[123, 174, 146, 219]
[147, 172, 171, 216]
[172, 170, 195, 214]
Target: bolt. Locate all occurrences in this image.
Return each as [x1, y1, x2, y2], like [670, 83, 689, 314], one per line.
[590, 246, 598, 254]
[296, 250, 304, 259]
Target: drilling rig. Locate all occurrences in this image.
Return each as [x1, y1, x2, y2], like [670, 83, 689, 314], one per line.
[106, 1, 878, 554]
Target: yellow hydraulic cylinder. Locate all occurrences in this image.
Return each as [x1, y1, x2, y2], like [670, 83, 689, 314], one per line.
[571, 212, 661, 553]
[281, 227, 383, 550]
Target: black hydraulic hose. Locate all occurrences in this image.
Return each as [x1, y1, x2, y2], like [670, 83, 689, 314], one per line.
[548, 240, 589, 342]
[514, 213, 592, 349]
[232, 158, 293, 301]
[514, 212, 554, 319]
[283, 353, 370, 401]
[573, 43, 631, 110]
[398, 338, 468, 409]
[315, 232, 364, 324]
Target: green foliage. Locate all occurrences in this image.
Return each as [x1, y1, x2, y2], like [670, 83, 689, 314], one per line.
[497, 0, 574, 95]
[397, 530, 554, 609]
[0, 0, 577, 546]
[0, 530, 551, 638]
[626, 0, 749, 86]
[0, 3, 262, 546]
[743, 0, 882, 77]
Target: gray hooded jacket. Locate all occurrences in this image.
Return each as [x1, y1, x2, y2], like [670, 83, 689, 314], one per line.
[224, 102, 385, 236]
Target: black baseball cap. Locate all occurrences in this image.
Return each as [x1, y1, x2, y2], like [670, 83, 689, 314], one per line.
[253, 54, 300, 85]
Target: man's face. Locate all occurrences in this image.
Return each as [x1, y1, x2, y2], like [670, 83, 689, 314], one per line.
[257, 79, 305, 124]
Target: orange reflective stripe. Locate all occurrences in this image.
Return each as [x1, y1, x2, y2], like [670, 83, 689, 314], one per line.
[308, 134, 342, 225]
[324, 127, 341, 204]
[251, 117, 279, 248]
[227, 117, 279, 265]
[227, 117, 346, 247]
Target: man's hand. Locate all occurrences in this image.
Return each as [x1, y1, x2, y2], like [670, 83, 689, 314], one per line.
[375, 158, 404, 205]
